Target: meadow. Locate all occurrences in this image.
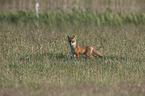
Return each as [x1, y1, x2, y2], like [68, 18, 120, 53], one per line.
[0, 9, 145, 96]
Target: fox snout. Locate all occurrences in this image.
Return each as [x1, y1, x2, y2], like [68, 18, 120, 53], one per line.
[71, 41, 76, 45]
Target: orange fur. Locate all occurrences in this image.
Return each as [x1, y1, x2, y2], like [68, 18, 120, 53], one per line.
[68, 36, 103, 58]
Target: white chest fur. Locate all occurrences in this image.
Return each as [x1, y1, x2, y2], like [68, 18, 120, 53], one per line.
[69, 42, 76, 54]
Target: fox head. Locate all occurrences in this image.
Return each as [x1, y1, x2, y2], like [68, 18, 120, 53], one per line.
[67, 36, 76, 46]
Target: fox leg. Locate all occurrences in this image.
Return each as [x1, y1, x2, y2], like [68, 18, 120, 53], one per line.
[76, 53, 79, 58]
[86, 47, 94, 58]
[86, 52, 94, 58]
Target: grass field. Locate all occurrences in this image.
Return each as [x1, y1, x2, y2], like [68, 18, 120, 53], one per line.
[0, 10, 145, 96]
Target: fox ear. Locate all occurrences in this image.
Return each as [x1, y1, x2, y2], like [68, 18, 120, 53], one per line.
[73, 36, 76, 39]
[67, 36, 70, 40]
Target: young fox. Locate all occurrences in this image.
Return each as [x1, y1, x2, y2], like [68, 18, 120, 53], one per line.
[67, 36, 103, 58]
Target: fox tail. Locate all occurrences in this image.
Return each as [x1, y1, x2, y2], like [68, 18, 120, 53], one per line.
[93, 49, 103, 58]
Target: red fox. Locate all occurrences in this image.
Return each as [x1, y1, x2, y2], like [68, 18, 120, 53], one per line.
[67, 36, 103, 58]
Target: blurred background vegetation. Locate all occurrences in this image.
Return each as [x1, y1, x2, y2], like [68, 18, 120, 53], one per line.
[0, 0, 145, 26]
[0, 0, 145, 12]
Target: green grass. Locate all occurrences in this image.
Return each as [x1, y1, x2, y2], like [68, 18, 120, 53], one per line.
[0, 9, 145, 26]
[0, 10, 145, 96]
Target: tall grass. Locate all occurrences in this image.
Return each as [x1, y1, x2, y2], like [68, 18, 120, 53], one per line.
[0, 9, 145, 26]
